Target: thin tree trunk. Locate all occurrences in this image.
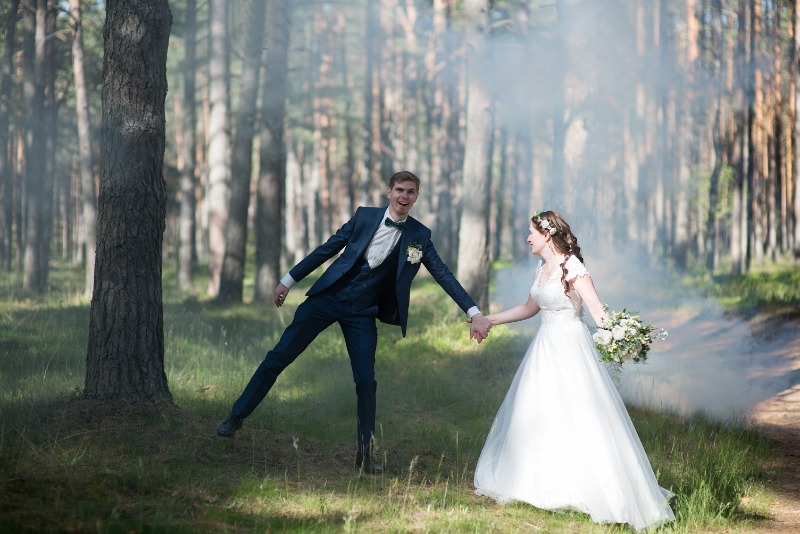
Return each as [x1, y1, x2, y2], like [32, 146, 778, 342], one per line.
[731, 0, 749, 274]
[456, 0, 493, 310]
[360, 0, 380, 206]
[0, 0, 20, 271]
[206, 0, 230, 297]
[85, 0, 172, 403]
[431, 0, 460, 266]
[218, 0, 266, 303]
[513, 126, 534, 260]
[40, 0, 56, 286]
[705, 105, 723, 272]
[22, 0, 47, 293]
[793, 0, 800, 254]
[178, 0, 197, 291]
[70, 0, 97, 299]
[253, 0, 290, 303]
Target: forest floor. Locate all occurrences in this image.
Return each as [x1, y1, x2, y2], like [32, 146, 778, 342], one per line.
[747, 312, 800, 533]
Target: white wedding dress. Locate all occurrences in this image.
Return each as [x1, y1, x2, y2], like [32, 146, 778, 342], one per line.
[474, 256, 675, 532]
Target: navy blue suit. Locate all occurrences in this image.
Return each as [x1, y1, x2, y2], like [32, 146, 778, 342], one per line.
[231, 206, 477, 458]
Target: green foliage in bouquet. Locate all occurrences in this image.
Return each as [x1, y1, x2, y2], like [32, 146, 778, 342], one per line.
[592, 307, 668, 365]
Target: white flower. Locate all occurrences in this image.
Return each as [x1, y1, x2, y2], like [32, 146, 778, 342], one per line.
[539, 218, 557, 235]
[594, 307, 667, 366]
[611, 325, 627, 341]
[406, 243, 423, 264]
[593, 329, 612, 346]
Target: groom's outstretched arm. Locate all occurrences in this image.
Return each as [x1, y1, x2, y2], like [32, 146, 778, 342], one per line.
[421, 238, 491, 342]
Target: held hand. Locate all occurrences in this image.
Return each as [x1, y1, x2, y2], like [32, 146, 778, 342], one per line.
[469, 313, 491, 344]
[273, 283, 289, 307]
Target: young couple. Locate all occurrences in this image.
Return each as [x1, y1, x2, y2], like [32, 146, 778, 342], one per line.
[216, 170, 674, 531]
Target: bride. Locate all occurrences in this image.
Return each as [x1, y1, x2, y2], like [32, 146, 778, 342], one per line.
[474, 211, 675, 532]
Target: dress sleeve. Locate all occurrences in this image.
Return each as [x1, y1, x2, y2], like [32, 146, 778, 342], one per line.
[534, 259, 544, 279]
[564, 255, 589, 281]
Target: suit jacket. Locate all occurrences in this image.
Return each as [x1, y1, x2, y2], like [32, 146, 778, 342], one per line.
[288, 206, 476, 336]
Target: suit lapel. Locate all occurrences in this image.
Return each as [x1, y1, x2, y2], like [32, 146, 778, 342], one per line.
[353, 208, 385, 261]
[396, 219, 418, 279]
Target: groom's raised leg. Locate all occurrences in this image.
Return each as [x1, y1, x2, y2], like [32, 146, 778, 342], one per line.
[218, 298, 336, 437]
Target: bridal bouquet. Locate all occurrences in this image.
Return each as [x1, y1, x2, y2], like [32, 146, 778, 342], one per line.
[592, 308, 668, 365]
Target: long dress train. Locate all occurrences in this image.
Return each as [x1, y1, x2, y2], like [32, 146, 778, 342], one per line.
[474, 256, 674, 532]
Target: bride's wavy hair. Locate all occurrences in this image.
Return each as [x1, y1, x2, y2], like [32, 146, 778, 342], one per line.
[531, 210, 584, 295]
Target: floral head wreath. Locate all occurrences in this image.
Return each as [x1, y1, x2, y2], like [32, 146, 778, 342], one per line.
[533, 211, 557, 236]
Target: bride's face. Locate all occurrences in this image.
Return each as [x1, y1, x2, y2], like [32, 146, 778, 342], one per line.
[527, 222, 548, 255]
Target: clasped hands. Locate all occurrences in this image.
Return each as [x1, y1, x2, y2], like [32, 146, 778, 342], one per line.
[468, 314, 491, 344]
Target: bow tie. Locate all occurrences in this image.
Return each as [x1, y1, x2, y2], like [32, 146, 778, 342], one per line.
[384, 217, 406, 230]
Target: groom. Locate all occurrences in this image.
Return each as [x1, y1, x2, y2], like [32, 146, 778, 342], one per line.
[216, 170, 491, 474]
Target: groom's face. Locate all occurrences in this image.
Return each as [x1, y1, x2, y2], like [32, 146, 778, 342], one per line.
[387, 180, 418, 220]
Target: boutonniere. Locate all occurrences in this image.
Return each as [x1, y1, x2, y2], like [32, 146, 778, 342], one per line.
[406, 242, 423, 264]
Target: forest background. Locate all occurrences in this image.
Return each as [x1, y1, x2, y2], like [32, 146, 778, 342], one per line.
[2, 0, 799, 309]
[2, 1, 800, 531]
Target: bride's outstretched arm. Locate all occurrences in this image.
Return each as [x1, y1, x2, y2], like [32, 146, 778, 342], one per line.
[486, 296, 540, 326]
[572, 275, 609, 326]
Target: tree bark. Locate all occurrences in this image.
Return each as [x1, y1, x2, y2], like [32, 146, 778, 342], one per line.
[456, 0, 493, 311]
[361, 0, 382, 206]
[794, 0, 800, 254]
[70, 0, 97, 299]
[206, 0, 231, 297]
[253, 0, 290, 303]
[85, 0, 172, 403]
[178, 0, 197, 291]
[218, 0, 267, 303]
[0, 0, 20, 271]
[22, 0, 47, 293]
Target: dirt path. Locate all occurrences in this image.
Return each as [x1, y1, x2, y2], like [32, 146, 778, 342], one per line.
[749, 315, 800, 533]
[591, 270, 800, 532]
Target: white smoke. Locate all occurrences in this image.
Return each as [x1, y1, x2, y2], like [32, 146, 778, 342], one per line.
[492, 246, 800, 421]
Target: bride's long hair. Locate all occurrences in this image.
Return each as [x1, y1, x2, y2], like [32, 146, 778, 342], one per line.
[531, 210, 584, 295]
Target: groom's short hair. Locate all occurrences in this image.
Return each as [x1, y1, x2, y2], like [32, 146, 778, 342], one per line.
[389, 170, 420, 190]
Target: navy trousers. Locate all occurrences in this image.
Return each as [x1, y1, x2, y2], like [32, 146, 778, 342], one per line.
[231, 292, 380, 457]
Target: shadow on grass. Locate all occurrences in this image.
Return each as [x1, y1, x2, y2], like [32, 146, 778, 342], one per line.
[0, 274, 785, 532]
[0, 396, 386, 532]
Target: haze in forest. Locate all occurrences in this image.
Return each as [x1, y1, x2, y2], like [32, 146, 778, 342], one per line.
[491, 245, 798, 420]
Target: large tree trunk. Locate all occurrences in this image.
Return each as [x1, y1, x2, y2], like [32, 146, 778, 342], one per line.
[206, 0, 231, 298]
[0, 0, 20, 271]
[85, 0, 172, 403]
[456, 0, 493, 310]
[253, 0, 290, 303]
[22, 0, 47, 293]
[178, 0, 197, 291]
[70, 0, 97, 299]
[218, 0, 267, 303]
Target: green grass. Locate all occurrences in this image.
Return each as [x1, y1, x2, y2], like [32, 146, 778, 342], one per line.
[0, 265, 782, 532]
[693, 262, 800, 317]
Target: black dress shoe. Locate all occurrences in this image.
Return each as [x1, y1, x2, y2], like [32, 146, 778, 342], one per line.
[216, 413, 243, 438]
[355, 453, 383, 475]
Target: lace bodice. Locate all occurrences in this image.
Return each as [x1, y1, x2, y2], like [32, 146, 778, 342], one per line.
[530, 256, 589, 324]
